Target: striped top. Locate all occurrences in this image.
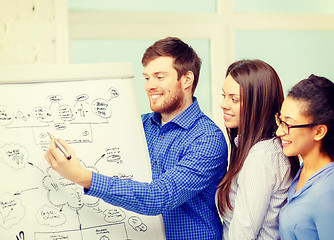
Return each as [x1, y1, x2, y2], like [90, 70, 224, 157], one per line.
[219, 137, 292, 240]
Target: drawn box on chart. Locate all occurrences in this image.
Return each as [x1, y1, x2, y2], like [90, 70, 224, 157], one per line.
[34, 223, 129, 240]
[33, 124, 93, 145]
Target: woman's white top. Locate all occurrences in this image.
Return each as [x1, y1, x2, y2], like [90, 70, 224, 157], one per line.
[218, 137, 292, 240]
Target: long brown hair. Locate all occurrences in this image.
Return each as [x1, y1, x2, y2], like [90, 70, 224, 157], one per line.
[217, 59, 299, 215]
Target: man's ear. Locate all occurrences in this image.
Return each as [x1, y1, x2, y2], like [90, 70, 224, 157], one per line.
[314, 124, 328, 141]
[181, 71, 194, 90]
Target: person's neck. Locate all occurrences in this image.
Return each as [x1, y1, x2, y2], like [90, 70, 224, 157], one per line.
[301, 144, 332, 174]
[161, 96, 193, 123]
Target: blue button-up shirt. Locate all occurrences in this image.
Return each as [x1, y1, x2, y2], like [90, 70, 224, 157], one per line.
[86, 98, 228, 239]
[279, 161, 334, 240]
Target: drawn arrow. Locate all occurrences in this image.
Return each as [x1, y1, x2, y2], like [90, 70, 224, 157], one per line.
[76, 210, 82, 230]
[48, 101, 61, 109]
[28, 162, 45, 174]
[94, 153, 106, 166]
[76, 210, 85, 240]
[93, 207, 103, 214]
[14, 187, 38, 196]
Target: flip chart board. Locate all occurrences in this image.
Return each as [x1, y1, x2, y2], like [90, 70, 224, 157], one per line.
[0, 63, 166, 240]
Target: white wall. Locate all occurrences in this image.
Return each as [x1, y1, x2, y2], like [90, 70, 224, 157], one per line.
[0, 0, 69, 65]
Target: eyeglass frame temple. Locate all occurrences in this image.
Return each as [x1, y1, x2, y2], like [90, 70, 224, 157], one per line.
[275, 113, 316, 134]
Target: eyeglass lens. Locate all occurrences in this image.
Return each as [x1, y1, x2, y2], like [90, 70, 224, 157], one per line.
[275, 114, 289, 134]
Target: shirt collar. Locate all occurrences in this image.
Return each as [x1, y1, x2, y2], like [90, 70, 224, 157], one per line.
[299, 161, 334, 182]
[151, 97, 203, 129]
[234, 135, 239, 147]
[289, 161, 334, 200]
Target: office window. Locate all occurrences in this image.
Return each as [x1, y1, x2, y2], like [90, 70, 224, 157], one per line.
[70, 39, 212, 116]
[234, 0, 334, 14]
[235, 30, 334, 93]
[68, 0, 217, 13]
[68, 1, 334, 124]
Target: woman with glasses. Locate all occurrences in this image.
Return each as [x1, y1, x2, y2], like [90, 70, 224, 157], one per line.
[216, 59, 300, 239]
[276, 74, 334, 240]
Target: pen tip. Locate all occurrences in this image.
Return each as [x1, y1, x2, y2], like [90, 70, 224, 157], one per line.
[47, 132, 53, 140]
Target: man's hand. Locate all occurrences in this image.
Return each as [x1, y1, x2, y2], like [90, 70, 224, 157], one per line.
[44, 138, 92, 189]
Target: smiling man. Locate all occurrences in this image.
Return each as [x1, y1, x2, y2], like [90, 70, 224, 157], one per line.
[139, 37, 228, 239]
[45, 37, 228, 240]
[143, 56, 187, 121]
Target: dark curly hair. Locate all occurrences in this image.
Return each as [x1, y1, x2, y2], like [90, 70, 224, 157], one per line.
[287, 74, 334, 160]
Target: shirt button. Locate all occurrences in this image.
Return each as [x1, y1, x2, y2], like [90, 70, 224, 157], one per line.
[154, 161, 157, 165]
[159, 136, 162, 139]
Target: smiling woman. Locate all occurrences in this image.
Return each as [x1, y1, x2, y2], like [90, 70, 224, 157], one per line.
[275, 102, 317, 156]
[277, 75, 334, 240]
[216, 59, 300, 240]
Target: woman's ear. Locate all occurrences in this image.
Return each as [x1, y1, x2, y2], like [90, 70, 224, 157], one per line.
[314, 124, 328, 141]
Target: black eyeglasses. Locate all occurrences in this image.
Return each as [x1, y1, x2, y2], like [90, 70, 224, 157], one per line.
[275, 113, 316, 135]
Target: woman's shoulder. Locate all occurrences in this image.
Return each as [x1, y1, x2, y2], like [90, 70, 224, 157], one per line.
[314, 162, 334, 190]
[246, 137, 288, 166]
[248, 137, 283, 156]
[250, 136, 280, 150]
[238, 137, 291, 189]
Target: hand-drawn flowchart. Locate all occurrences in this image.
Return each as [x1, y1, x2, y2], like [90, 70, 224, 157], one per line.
[0, 71, 165, 240]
